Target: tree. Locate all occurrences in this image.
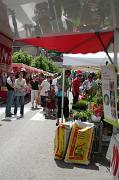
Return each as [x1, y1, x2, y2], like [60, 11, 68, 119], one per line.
[13, 51, 60, 73]
[12, 51, 33, 66]
[31, 55, 60, 73]
[32, 55, 49, 71]
[47, 60, 60, 73]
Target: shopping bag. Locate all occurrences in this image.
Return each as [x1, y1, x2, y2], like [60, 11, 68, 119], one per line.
[64, 121, 94, 165]
[54, 122, 71, 160]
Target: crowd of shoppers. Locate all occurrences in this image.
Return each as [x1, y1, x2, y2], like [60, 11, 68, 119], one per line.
[5, 68, 98, 125]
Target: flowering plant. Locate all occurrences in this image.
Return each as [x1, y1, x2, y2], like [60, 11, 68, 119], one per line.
[93, 104, 103, 117]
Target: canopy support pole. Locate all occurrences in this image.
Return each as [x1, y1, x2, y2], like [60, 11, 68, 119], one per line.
[95, 32, 113, 64]
[113, 29, 118, 134]
[110, 0, 119, 134]
[61, 67, 65, 123]
[114, 29, 118, 69]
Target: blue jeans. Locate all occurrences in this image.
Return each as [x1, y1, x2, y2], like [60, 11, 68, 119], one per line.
[5, 90, 14, 116]
[14, 96, 25, 115]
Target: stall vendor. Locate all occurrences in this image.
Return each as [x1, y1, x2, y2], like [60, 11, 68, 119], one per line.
[82, 73, 95, 95]
[72, 73, 82, 104]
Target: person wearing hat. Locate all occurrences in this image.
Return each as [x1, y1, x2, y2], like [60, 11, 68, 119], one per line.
[5, 71, 15, 117]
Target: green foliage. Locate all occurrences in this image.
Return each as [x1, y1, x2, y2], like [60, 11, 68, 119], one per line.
[91, 95, 103, 105]
[31, 55, 60, 73]
[78, 112, 88, 122]
[32, 55, 49, 71]
[13, 51, 60, 73]
[85, 109, 92, 118]
[72, 100, 88, 111]
[12, 51, 32, 66]
[47, 59, 59, 73]
[75, 110, 92, 122]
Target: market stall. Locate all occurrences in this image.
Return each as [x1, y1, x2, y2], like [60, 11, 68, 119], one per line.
[15, 28, 118, 170]
[13, 0, 119, 175]
[0, 0, 118, 177]
[0, 63, 44, 99]
[0, 40, 13, 98]
[0, 1, 13, 99]
[63, 52, 119, 67]
[59, 32, 118, 172]
[11, 63, 43, 75]
[11, 63, 44, 96]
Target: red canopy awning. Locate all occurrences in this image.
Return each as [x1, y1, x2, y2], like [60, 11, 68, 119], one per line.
[15, 31, 114, 54]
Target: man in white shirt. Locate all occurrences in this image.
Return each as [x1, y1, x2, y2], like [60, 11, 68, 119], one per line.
[14, 71, 26, 118]
[82, 74, 94, 92]
[39, 76, 51, 110]
[52, 73, 61, 94]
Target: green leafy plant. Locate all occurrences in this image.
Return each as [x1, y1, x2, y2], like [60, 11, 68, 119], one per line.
[32, 55, 49, 71]
[31, 55, 60, 73]
[85, 109, 92, 118]
[78, 112, 88, 122]
[91, 95, 103, 106]
[12, 51, 33, 66]
[13, 51, 60, 73]
[72, 100, 88, 111]
[74, 110, 92, 122]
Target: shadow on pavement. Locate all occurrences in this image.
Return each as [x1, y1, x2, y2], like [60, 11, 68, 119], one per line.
[1, 118, 12, 122]
[55, 153, 109, 171]
[91, 153, 110, 169]
[55, 160, 74, 169]
[55, 159, 99, 171]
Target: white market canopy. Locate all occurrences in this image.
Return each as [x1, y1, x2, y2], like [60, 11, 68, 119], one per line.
[63, 52, 119, 67]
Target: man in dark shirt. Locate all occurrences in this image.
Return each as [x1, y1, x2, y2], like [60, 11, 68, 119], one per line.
[5, 71, 15, 117]
[30, 75, 39, 109]
[56, 70, 71, 126]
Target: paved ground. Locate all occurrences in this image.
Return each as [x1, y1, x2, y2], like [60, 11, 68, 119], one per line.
[0, 101, 112, 180]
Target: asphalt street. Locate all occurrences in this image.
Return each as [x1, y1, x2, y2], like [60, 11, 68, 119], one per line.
[0, 101, 112, 180]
